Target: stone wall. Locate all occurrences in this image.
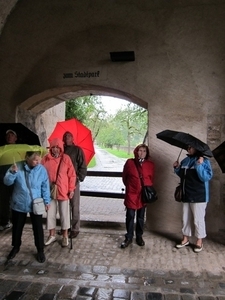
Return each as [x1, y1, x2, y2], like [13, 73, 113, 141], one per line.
[0, 0, 224, 233]
[41, 104, 65, 147]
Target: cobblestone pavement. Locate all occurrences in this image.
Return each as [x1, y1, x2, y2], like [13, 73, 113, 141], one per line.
[0, 225, 225, 299]
[1, 147, 225, 299]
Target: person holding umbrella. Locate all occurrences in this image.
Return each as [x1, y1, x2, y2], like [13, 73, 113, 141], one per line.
[41, 138, 76, 247]
[173, 145, 213, 253]
[3, 151, 50, 263]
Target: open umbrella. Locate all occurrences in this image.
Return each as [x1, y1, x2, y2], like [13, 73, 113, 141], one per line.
[156, 129, 213, 159]
[48, 118, 95, 165]
[212, 141, 225, 173]
[0, 123, 40, 146]
[0, 144, 48, 166]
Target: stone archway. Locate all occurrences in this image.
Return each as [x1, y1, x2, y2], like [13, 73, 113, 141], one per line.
[17, 84, 148, 147]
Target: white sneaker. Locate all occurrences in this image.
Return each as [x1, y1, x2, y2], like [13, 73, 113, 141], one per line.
[62, 237, 69, 247]
[194, 244, 203, 253]
[45, 236, 56, 246]
[175, 241, 189, 249]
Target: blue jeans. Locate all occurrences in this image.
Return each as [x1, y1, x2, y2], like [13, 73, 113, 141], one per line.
[125, 207, 145, 240]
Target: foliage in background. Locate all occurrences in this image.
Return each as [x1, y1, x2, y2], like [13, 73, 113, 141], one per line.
[109, 103, 147, 154]
[66, 95, 107, 141]
[87, 156, 96, 168]
[104, 148, 133, 159]
[66, 96, 147, 154]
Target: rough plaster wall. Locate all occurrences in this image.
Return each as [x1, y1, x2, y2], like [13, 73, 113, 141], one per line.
[41, 103, 65, 147]
[0, 0, 18, 34]
[0, 0, 65, 143]
[0, 0, 225, 233]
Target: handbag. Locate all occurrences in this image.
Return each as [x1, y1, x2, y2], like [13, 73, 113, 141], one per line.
[50, 183, 58, 199]
[133, 159, 158, 204]
[24, 170, 45, 215]
[174, 184, 182, 202]
[174, 169, 186, 202]
[142, 185, 158, 203]
[33, 197, 46, 215]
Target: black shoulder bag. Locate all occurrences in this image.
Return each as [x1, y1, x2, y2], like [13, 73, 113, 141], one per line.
[174, 168, 186, 202]
[133, 159, 158, 204]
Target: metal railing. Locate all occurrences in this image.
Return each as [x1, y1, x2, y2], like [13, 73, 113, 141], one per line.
[80, 170, 125, 199]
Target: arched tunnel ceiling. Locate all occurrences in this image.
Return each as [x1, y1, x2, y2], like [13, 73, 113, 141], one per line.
[19, 85, 147, 114]
[1, 0, 224, 120]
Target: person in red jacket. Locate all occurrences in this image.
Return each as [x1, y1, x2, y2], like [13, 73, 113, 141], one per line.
[121, 144, 155, 248]
[41, 138, 76, 248]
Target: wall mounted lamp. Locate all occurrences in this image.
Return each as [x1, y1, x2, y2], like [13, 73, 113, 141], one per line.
[110, 51, 135, 62]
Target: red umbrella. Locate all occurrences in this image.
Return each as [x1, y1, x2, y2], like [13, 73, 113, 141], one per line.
[48, 118, 95, 164]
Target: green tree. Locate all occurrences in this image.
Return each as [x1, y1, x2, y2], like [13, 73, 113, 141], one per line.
[113, 103, 147, 154]
[65, 95, 107, 141]
[97, 122, 125, 148]
[66, 96, 147, 151]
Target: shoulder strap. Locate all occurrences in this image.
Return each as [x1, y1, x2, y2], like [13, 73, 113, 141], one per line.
[55, 156, 63, 182]
[133, 159, 144, 186]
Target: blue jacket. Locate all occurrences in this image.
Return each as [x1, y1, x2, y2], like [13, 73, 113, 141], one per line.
[174, 155, 213, 203]
[4, 161, 51, 213]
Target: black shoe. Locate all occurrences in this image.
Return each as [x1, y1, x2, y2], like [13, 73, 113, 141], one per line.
[121, 238, 132, 248]
[136, 237, 145, 246]
[7, 247, 20, 260]
[37, 252, 46, 263]
[69, 231, 79, 239]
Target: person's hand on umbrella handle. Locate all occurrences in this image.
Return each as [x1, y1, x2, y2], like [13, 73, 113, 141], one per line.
[10, 163, 18, 174]
[173, 161, 180, 168]
[197, 156, 204, 164]
[68, 191, 74, 199]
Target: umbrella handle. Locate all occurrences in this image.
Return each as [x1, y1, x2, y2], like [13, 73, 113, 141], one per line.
[177, 148, 183, 162]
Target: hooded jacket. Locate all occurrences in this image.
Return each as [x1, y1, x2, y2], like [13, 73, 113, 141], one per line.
[122, 144, 155, 210]
[4, 162, 50, 213]
[41, 138, 76, 200]
[174, 155, 213, 203]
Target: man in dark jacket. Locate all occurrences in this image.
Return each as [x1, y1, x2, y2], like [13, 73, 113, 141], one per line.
[61, 131, 87, 238]
[0, 129, 17, 231]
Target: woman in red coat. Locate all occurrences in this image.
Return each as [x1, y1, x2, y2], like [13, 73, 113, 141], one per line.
[121, 144, 155, 248]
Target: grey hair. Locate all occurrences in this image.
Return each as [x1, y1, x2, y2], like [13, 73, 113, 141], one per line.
[25, 151, 41, 159]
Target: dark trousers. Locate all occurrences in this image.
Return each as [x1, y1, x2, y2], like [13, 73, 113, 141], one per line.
[0, 183, 12, 226]
[70, 181, 80, 232]
[125, 207, 146, 240]
[11, 209, 44, 252]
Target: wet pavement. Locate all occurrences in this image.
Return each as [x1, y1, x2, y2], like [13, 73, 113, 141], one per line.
[0, 147, 225, 299]
[1, 224, 225, 300]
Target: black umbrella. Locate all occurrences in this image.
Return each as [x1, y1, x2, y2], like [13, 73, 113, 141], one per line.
[0, 123, 40, 146]
[156, 130, 187, 149]
[156, 129, 213, 159]
[212, 141, 225, 173]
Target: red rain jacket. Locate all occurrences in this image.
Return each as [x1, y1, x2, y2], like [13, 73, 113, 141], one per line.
[41, 138, 76, 200]
[122, 144, 155, 209]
